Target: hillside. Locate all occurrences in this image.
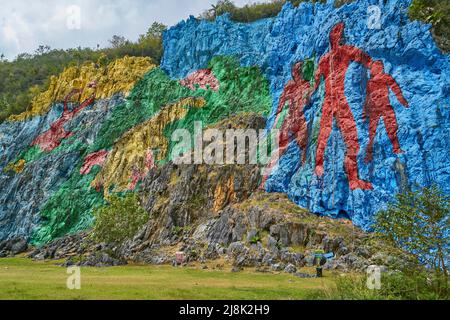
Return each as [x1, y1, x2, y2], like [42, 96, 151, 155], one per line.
[0, 0, 448, 276]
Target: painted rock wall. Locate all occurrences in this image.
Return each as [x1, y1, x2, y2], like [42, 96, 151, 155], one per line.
[0, 56, 273, 244]
[0, 96, 121, 240]
[0, 0, 448, 244]
[8, 56, 154, 122]
[161, 0, 450, 229]
[0, 56, 155, 242]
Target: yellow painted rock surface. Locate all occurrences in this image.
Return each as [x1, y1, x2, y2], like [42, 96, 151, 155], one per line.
[93, 97, 206, 195]
[9, 56, 155, 121]
[4, 159, 26, 174]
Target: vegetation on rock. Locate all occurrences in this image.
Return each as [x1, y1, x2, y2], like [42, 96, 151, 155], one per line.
[309, 186, 449, 300]
[375, 186, 449, 293]
[200, 0, 448, 52]
[93, 194, 148, 244]
[200, 0, 327, 22]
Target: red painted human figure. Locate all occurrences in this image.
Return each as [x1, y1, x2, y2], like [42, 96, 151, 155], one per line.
[32, 81, 97, 152]
[364, 61, 409, 163]
[260, 62, 312, 189]
[313, 23, 373, 190]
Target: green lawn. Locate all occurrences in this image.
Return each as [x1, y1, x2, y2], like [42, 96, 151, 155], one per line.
[0, 258, 334, 300]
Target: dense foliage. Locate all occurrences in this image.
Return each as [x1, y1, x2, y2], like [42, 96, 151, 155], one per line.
[199, 0, 326, 22]
[308, 271, 448, 300]
[93, 194, 149, 244]
[307, 186, 449, 300]
[0, 22, 165, 123]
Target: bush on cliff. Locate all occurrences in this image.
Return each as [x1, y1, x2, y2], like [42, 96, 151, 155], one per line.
[375, 186, 449, 279]
[200, 1, 376, 22]
[200, 0, 325, 22]
[93, 194, 149, 244]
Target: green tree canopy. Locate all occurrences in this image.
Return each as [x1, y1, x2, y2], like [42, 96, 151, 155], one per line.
[375, 186, 449, 277]
[93, 194, 149, 244]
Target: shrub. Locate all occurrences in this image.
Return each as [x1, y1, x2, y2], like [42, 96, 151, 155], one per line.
[308, 186, 449, 300]
[308, 271, 448, 300]
[249, 234, 262, 245]
[375, 186, 449, 278]
[93, 194, 149, 244]
[372, 186, 449, 298]
[200, 1, 361, 23]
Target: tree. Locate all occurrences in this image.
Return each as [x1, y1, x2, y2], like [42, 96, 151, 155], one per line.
[145, 22, 167, 39]
[137, 22, 167, 61]
[214, 0, 236, 16]
[109, 35, 129, 49]
[409, 0, 449, 53]
[201, 0, 237, 20]
[375, 186, 449, 277]
[35, 45, 51, 56]
[93, 194, 149, 244]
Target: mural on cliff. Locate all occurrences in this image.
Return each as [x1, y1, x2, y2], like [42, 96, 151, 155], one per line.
[0, 56, 272, 243]
[161, 0, 449, 229]
[0, 56, 155, 242]
[32, 83, 98, 153]
[0, 0, 448, 244]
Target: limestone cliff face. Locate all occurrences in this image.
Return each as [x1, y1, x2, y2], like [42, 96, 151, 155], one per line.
[0, 57, 155, 242]
[0, 96, 121, 240]
[93, 97, 206, 195]
[0, 0, 448, 246]
[132, 114, 267, 246]
[0, 55, 272, 243]
[162, 0, 450, 229]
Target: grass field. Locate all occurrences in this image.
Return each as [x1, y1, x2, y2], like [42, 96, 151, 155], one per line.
[0, 258, 334, 300]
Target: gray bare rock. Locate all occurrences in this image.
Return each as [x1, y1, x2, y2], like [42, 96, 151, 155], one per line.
[0, 237, 28, 256]
[271, 263, 285, 272]
[284, 264, 297, 274]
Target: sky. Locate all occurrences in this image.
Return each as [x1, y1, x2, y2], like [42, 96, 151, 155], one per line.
[0, 0, 257, 60]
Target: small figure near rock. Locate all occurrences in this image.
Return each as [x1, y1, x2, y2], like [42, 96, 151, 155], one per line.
[173, 251, 185, 267]
[313, 250, 333, 278]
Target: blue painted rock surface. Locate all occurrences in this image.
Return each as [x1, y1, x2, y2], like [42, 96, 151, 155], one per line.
[161, 0, 450, 229]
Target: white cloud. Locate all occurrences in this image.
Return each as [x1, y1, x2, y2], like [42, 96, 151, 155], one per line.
[0, 0, 257, 60]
